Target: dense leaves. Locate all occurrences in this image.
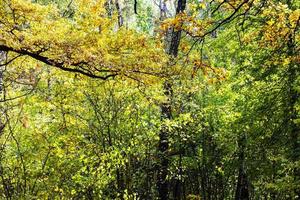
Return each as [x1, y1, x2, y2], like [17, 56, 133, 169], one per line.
[0, 0, 299, 199]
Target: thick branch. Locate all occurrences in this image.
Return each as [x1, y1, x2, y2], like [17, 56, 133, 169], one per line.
[0, 44, 117, 80]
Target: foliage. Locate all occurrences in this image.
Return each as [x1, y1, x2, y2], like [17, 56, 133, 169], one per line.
[0, 0, 299, 199]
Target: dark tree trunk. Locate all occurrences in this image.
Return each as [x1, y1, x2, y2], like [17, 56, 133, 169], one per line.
[115, 0, 123, 28]
[0, 51, 5, 100]
[157, 0, 186, 199]
[284, 0, 300, 197]
[235, 168, 249, 200]
[158, 81, 172, 200]
[287, 34, 300, 199]
[235, 134, 249, 200]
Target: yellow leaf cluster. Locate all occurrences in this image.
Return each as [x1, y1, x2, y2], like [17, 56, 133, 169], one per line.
[0, 0, 168, 81]
[193, 59, 227, 82]
[259, 3, 299, 49]
[159, 12, 212, 38]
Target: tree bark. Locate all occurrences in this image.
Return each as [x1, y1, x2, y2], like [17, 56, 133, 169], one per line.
[284, 1, 299, 197]
[0, 51, 11, 199]
[235, 134, 249, 200]
[0, 51, 5, 100]
[115, 0, 123, 28]
[157, 0, 186, 199]
[287, 34, 300, 199]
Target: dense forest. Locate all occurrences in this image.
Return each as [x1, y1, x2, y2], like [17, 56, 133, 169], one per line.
[0, 0, 299, 199]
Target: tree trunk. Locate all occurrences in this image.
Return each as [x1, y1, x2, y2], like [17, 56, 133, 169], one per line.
[287, 34, 300, 199]
[0, 51, 5, 100]
[115, 0, 123, 28]
[0, 51, 11, 199]
[235, 134, 249, 200]
[158, 81, 172, 200]
[157, 0, 186, 199]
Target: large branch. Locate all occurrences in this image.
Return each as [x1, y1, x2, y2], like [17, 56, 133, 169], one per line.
[0, 44, 118, 80]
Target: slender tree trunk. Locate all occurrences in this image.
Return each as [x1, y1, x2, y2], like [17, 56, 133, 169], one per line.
[287, 35, 300, 199]
[105, 0, 114, 17]
[157, 0, 186, 199]
[115, 0, 123, 28]
[285, 0, 300, 197]
[0, 51, 11, 199]
[0, 51, 5, 101]
[235, 134, 249, 200]
[201, 129, 208, 200]
[158, 81, 172, 200]
[290, 82, 300, 199]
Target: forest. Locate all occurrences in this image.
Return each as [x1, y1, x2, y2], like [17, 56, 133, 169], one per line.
[0, 0, 299, 199]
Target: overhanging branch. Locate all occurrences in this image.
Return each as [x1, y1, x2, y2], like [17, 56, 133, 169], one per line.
[0, 44, 118, 80]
